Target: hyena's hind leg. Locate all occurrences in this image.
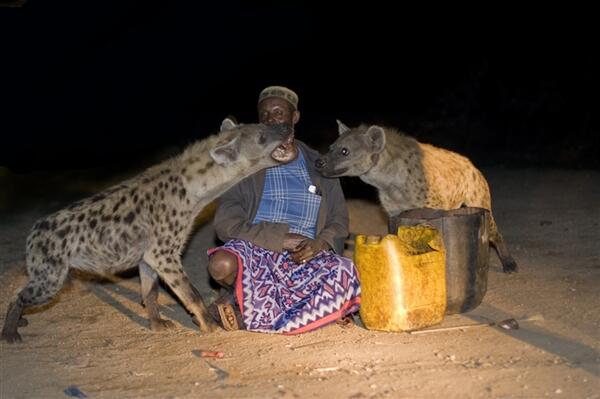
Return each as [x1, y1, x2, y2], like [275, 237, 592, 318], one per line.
[488, 214, 518, 273]
[1, 261, 70, 343]
[139, 261, 176, 331]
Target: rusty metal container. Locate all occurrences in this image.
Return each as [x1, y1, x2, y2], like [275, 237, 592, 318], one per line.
[389, 207, 490, 314]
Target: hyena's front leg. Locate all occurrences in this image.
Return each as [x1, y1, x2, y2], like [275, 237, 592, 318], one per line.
[143, 252, 219, 333]
[139, 261, 176, 331]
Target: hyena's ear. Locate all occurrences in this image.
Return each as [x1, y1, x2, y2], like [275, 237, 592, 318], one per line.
[336, 119, 351, 136]
[365, 125, 386, 153]
[209, 134, 241, 165]
[220, 117, 238, 132]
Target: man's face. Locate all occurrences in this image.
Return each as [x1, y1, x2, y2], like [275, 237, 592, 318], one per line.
[258, 97, 299, 127]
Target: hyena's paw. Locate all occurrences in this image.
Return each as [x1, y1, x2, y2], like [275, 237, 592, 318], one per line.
[1, 330, 22, 344]
[193, 316, 221, 333]
[18, 317, 28, 327]
[502, 259, 518, 274]
[203, 319, 220, 333]
[150, 318, 177, 331]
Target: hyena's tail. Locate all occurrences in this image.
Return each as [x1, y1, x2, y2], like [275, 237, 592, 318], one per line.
[488, 214, 518, 273]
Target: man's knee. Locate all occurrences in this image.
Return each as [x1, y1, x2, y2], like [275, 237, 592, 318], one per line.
[208, 250, 237, 282]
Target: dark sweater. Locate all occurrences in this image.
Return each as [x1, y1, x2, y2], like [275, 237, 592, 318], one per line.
[213, 140, 349, 254]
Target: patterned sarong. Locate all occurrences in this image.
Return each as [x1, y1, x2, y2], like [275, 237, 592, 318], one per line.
[208, 239, 361, 334]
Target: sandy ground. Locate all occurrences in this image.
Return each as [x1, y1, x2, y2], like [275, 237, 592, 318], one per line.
[1, 167, 599, 398]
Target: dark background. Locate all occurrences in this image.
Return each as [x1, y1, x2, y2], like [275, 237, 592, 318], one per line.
[1, 1, 598, 173]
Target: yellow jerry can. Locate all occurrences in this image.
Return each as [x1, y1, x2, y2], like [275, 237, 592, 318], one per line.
[354, 226, 447, 332]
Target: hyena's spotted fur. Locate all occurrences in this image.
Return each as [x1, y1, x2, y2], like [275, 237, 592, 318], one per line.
[316, 121, 517, 273]
[1, 119, 293, 343]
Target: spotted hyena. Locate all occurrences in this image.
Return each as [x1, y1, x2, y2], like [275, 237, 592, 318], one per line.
[1, 119, 294, 343]
[316, 120, 517, 273]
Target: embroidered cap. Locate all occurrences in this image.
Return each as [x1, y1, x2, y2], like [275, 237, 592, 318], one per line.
[258, 86, 299, 110]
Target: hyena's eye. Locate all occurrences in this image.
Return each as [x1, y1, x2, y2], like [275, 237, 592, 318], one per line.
[340, 147, 349, 156]
[258, 133, 266, 144]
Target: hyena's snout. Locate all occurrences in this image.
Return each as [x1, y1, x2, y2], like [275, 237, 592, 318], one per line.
[315, 157, 349, 177]
[315, 158, 327, 170]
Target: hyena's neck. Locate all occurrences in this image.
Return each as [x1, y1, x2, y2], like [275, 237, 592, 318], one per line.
[362, 130, 421, 191]
[182, 155, 266, 212]
[361, 161, 405, 216]
[360, 149, 398, 192]
[360, 140, 421, 215]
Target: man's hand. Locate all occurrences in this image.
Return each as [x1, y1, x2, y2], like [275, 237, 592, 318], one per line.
[290, 238, 330, 264]
[283, 233, 309, 252]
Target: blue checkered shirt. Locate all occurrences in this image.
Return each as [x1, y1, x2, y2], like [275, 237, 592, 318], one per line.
[252, 151, 321, 239]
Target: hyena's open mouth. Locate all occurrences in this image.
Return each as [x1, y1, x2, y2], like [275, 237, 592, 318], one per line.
[272, 132, 297, 163]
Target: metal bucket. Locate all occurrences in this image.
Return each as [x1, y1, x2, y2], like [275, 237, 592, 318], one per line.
[389, 207, 490, 314]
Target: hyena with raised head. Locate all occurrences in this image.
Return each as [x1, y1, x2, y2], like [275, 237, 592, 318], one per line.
[1, 119, 294, 343]
[316, 120, 517, 273]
